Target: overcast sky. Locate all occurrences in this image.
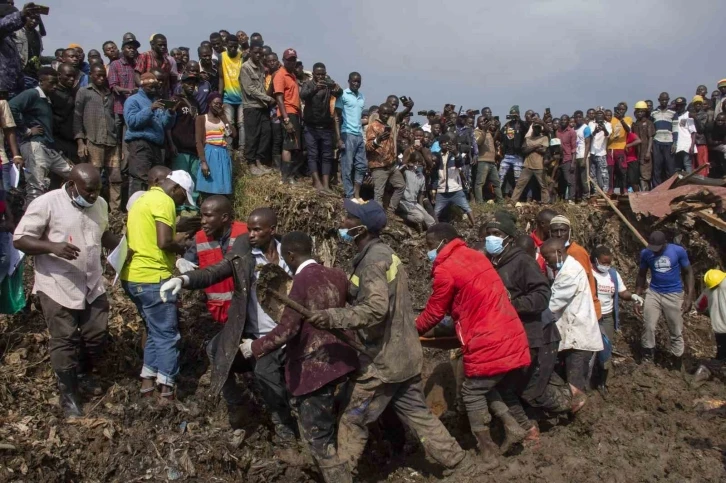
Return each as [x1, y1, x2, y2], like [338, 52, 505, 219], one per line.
[45, 0, 725, 121]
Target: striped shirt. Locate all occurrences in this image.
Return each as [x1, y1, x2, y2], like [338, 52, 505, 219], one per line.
[204, 115, 226, 147]
[651, 108, 675, 144]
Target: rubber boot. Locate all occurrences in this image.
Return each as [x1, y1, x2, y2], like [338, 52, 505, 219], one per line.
[57, 370, 83, 418]
[272, 154, 282, 170]
[641, 348, 655, 364]
[670, 355, 683, 372]
[319, 462, 352, 483]
[597, 368, 609, 399]
[498, 411, 527, 454]
[472, 429, 500, 471]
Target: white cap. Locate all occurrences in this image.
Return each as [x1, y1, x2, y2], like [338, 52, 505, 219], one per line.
[167, 170, 195, 207]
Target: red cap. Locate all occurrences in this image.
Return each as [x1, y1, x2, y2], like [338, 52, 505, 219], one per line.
[282, 48, 298, 60]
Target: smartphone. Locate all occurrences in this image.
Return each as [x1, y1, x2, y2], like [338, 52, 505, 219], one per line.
[414, 139, 421, 147]
[36, 5, 50, 14]
[470, 109, 481, 115]
[399, 96, 409, 104]
[159, 99, 177, 109]
[545, 107, 551, 114]
[417, 110, 428, 116]
[384, 126, 392, 133]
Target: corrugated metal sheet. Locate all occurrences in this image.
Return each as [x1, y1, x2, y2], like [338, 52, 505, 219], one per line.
[629, 174, 726, 218]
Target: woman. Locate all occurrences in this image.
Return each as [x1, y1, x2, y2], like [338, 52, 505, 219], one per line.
[195, 92, 233, 197]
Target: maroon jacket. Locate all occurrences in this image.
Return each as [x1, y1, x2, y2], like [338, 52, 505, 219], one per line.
[250, 261, 358, 396]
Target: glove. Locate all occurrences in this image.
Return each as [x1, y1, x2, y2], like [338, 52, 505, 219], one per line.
[160, 277, 184, 302]
[239, 339, 253, 359]
[176, 258, 198, 274]
[631, 294, 644, 307]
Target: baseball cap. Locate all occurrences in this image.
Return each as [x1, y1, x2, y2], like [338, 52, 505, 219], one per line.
[343, 199, 387, 234]
[646, 231, 667, 252]
[167, 170, 196, 207]
[674, 97, 687, 104]
[181, 72, 198, 82]
[122, 33, 141, 48]
[283, 48, 298, 60]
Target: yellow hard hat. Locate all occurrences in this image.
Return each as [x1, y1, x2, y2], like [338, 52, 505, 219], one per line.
[704, 269, 726, 290]
[634, 101, 648, 110]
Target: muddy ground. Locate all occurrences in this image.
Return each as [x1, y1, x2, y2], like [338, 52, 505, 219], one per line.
[1, 176, 726, 482]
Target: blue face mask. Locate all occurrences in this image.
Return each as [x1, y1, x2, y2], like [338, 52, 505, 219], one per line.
[415, 166, 424, 175]
[427, 240, 445, 262]
[485, 235, 507, 255]
[555, 252, 564, 270]
[71, 184, 95, 208]
[338, 225, 364, 244]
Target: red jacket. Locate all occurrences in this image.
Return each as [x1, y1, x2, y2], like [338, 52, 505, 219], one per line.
[416, 239, 531, 377]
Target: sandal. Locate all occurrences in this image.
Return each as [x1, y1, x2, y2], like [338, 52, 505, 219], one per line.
[157, 385, 175, 406]
[140, 378, 156, 398]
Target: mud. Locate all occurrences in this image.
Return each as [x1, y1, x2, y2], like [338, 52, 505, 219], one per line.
[1, 177, 725, 482]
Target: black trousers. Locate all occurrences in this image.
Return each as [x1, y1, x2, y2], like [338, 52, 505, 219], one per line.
[243, 108, 271, 164]
[559, 349, 593, 391]
[127, 139, 162, 198]
[304, 125, 335, 176]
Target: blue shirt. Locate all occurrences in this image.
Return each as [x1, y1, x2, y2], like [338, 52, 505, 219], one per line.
[335, 88, 365, 136]
[123, 90, 175, 146]
[640, 244, 690, 294]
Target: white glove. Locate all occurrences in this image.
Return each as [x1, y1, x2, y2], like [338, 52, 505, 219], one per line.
[176, 258, 198, 274]
[631, 294, 644, 307]
[239, 339, 253, 359]
[160, 277, 184, 303]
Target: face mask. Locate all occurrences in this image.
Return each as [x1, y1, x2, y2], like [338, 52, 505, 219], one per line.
[415, 166, 424, 175]
[485, 235, 507, 255]
[338, 225, 364, 244]
[427, 240, 445, 263]
[71, 184, 95, 208]
[555, 251, 564, 270]
[596, 263, 611, 273]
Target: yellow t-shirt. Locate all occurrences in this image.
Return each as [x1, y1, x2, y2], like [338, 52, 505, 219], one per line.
[607, 117, 631, 150]
[121, 187, 177, 283]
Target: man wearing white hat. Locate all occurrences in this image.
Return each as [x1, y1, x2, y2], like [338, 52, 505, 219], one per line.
[121, 170, 195, 402]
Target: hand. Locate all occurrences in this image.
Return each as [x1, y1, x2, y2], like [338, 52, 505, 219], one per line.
[283, 120, 295, 134]
[170, 100, 183, 113]
[315, 81, 327, 91]
[228, 125, 237, 139]
[634, 296, 644, 317]
[402, 96, 414, 109]
[670, 143, 676, 155]
[151, 100, 165, 111]
[200, 161, 210, 178]
[682, 298, 692, 314]
[160, 278, 183, 303]
[176, 215, 201, 233]
[306, 311, 331, 329]
[175, 258, 198, 274]
[337, 139, 345, 151]
[631, 294, 644, 307]
[168, 143, 178, 159]
[22, 3, 45, 18]
[689, 145, 695, 156]
[378, 131, 391, 142]
[51, 242, 80, 260]
[644, 153, 651, 162]
[77, 142, 88, 160]
[239, 339, 253, 359]
[12, 156, 24, 170]
[29, 126, 44, 136]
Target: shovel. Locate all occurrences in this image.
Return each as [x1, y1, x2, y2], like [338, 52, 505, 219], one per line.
[256, 264, 375, 359]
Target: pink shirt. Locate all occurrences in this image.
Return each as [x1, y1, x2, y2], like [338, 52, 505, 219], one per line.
[556, 127, 577, 162]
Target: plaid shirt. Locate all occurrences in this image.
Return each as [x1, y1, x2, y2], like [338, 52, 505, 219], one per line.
[135, 51, 175, 98]
[73, 85, 117, 146]
[107, 57, 136, 114]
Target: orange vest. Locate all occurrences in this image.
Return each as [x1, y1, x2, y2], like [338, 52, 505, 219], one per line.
[194, 221, 248, 324]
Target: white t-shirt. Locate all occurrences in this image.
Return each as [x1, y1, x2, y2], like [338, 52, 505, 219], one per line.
[575, 124, 592, 159]
[675, 111, 697, 154]
[588, 121, 612, 157]
[593, 268, 626, 316]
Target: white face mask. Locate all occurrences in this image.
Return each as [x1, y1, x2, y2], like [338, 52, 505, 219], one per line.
[596, 263, 611, 273]
[70, 183, 95, 208]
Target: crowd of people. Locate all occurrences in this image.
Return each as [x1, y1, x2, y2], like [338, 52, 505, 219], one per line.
[2, 3, 726, 481]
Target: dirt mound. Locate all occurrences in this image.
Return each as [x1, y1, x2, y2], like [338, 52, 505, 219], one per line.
[1, 176, 725, 482]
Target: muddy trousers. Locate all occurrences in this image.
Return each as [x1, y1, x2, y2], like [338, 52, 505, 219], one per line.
[559, 349, 593, 392]
[37, 292, 109, 373]
[642, 289, 685, 357]
[337, 374, 465, 471]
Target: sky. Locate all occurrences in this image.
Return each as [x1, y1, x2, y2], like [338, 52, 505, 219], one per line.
[44, 0, 726, 122]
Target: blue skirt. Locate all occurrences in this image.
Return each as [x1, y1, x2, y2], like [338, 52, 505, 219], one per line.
[196, 144, 232, 195]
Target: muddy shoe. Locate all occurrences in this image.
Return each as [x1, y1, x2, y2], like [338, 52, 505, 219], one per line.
[692, 365, 712, 388]
[641, 348, 655, 364]
[56, 370, 84, 419]
[249, 165, 266, 177]
[597, 368, 610, 399]
[319, 462, 352, 483]
[498, 411, 527, 454]
[472, 429, 500, 471]
[273, 423, 297, 444]
[443, 452, 480, 477]
[77, 372, 103, 396]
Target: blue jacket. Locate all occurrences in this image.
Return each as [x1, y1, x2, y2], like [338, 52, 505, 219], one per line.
[0, 11, 25, 96]
[123, 90, 174, 146]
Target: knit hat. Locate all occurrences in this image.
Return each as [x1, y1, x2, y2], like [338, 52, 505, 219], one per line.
[509, 105, 520, 116]
[486, 211, 518, 237]
[692, 95, 704, 104]
[549, 215, 571, 227]
[718, 79, 726, 89]
[705, 269, 726, 290]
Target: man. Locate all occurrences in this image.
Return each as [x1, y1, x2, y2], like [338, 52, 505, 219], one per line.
[10, 67, 73, 204]
[422, 110, 438, 133]
[13, 164, 120, 417]
[0, 92, 22, 192]
[300, 62, 342, 192]
[635, 231, 694, 368]
[453, 111, 476, 190]
[170, 48, 182, 69]
[273, 48, 303, 183]
[180, 196, 248, 324]
[1, 2, 45, 97]
[335, 72, 366, 199]
[432, 133, 475, 226]
[632, 101, 655, 191]
[673, 97, 696, 174]
[62, 48, 87, 87]
[126, 165, 170, 211]
[417, 222, 530, 465]
[13, 12, 52, 87]
[239, 39, 274, 176]
[236, 31, 249, 59]
[366, 103, 405, 213]
[572, 111, 592, 201]
[108, 33, 140, 121]
[691, 96, 711, 176]
[473, 116, 501, 203]
[124, 73, 176, 197]
[540, 237, 602, 412]
[305, 200, 477, 478]
[198, 44, 219, 93]
[49, 63, 80, 164]
[241, 231, 359, 482]
[607, 104, 630, 194]
[73, 65, 121, 211]
[588, 108, 612, 191]
[715, 79, 726, 118]
[549, 215, 601, 320]
[177, 61, 210, 114]
[708, 113, 726, 178]
[219, 36, 244, 159]
[121, 170, 195, 401]
[511, 119, 549, 203]
[161, 207, 297, 439]
[651, 92, 676, 186]
[135, 34, 175, 99]
[87, 49, 103, 67]
[102, 41, 119, 65]
[555, 114, 577, 201]
[168, 72, 200, 202]
[499, 105, 527, 195]
[209, 32, 225, 61]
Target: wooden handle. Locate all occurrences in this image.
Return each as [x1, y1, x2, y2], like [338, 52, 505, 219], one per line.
[589, 177, 648, 247]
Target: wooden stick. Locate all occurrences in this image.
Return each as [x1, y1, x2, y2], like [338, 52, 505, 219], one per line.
[589, 176, 648, 247]
[267, 290, 376, 358]
[670, 163, 710, 189]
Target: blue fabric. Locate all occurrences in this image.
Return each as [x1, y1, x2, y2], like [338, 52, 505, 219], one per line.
[340, 132, 367, 198]
[609, 268, 620, 330]
[0, 12, 25, 97]
[335, 88, 365, 135]
[123, 90, 175, 146]
[430, 140, 441, 153]
[122, 280, 180, 385]
[597, 330, 612, 365]
[435, 190, 471, 216]
[196, 144, 232, 195]
[639, 244, 690, 294]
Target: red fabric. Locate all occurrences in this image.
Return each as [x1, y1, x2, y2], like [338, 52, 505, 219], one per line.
[195, 221, 248, 324]
[625, 132, 638, 163]
[416, 239, 531, 377]
[696, 145, 710, 176]
[529, 232, 547, 275]
[530, 231, 543, 248]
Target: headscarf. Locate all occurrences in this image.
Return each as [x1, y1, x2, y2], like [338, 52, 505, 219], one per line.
[550, 215, 571, 227]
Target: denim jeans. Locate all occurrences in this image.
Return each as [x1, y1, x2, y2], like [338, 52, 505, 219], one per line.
[340, 133, 367, 198]
[498, 154, 523, 185]
[123, 280, 180, 386]
[304, 126, 335, 176]
[1, 162, 12, 192]
[676, 151, 693, 174]
[590, 155, 609, 191]
[223, 103, 244, 155]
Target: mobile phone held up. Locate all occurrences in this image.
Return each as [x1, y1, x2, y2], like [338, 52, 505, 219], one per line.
[384, 126, 392, 134]
[159, 99, 177, 109]
[399, 96, 409, 104]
